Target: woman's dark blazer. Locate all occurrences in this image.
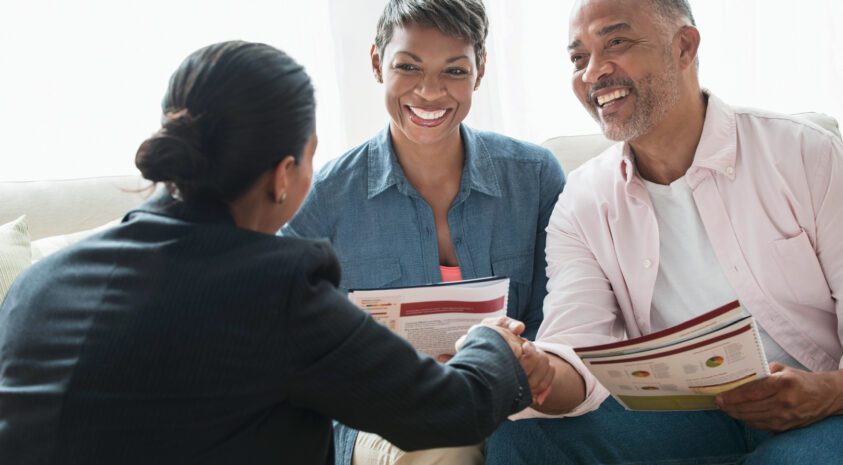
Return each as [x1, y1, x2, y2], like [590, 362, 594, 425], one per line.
[0, 192, 530, 465]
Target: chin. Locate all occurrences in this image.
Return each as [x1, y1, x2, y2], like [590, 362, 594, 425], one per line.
[407, 127, 452, 146]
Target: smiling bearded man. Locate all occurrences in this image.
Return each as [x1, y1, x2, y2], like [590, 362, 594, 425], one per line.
[484, 0, 843, 464]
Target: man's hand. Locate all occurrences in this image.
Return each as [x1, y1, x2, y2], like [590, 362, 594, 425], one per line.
[715, 362, 843, 432]
[454, 316, 555, 405]
[519, 340, 555, 405]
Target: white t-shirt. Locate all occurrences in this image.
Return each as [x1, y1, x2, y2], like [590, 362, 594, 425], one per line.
[644, 176, 805, 369]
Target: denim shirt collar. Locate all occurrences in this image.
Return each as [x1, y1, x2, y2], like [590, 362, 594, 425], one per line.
[366, 124, 502, 200]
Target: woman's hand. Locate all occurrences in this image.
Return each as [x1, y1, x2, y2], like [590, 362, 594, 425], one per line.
[715, 362, 843, 432]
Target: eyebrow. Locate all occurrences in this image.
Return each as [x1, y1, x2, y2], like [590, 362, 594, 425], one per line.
[396, 51, 422, 62]
[567, 22, 632, 50]
[394, 51, 470, 64]
[446, 55, 470, 64]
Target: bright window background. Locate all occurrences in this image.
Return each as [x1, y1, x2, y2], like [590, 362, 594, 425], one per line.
[1, 0, 841, 181]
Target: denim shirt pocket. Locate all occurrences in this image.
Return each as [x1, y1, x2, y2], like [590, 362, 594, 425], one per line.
[770, 230, 832, 309]
[339, 257, 402, 292]
[491, 252, 535, 320]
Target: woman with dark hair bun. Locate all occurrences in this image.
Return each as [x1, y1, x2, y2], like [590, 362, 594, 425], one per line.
[0, 41, 535, 465]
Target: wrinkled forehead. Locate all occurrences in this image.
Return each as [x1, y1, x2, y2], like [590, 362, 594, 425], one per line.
[568, 0, 654, 44]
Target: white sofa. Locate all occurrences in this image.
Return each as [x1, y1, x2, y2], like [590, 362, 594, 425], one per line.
[0, 113, 840, 301]
[0, 176, 151, 299]
[2, 112, 840, 241]
[0, 175, 151, 242]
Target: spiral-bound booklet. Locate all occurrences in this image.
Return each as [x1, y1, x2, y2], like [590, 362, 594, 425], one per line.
[574, 301, 770, 411]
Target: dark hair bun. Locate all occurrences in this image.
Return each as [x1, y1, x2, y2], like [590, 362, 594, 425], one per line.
[137, 41, 315, 202]
[135, 112, 209, 195]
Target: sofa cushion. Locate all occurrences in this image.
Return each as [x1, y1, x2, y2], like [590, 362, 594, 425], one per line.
[542, 134, 614, 174]
[543, 112, 841, 174]
[794, 112, 841, 139]
[0, 216, 31, 304]
[30, 219, 119, 263]
[0, 175, 147, 241]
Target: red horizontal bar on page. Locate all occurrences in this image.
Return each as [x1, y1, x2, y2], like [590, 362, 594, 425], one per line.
[400, 296, 506, 317]
[574, 301, 741, 354]
[588, 322, 752, 365]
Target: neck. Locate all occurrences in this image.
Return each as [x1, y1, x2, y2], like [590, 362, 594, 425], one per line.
[390, 125, 464, 190]
[228, 174, 285, 235]
[630, 90, 707, 185]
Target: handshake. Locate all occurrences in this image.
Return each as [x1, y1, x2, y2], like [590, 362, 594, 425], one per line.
[449, 316, 556, 407]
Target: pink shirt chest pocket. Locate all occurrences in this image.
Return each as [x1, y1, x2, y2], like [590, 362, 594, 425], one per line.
[769, 229, 834, 310]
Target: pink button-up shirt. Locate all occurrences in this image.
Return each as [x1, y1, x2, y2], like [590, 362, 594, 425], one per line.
[529, 93, 843, 417]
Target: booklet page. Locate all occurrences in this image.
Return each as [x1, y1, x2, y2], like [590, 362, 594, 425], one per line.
[349, 277, 509, 359]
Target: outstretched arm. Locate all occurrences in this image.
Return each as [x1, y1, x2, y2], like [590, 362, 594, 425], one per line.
[285, 243, 532, 451]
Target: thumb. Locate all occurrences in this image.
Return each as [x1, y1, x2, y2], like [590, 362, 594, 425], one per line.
[769, 362, 787, 374]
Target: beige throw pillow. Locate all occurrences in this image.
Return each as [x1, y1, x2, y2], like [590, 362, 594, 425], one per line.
[30, 219, 119, 262]
[0, 216, 32, 304]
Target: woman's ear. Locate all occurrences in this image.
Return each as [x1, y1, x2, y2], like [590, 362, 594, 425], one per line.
[370, 44, 383, 83]
[474, 54, 487, 90]
[270, 155, 296, 204]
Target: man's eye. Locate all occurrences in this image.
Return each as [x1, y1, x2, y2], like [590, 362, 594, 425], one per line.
[570, 55, 587, 70]
[608, 38, 626, 47]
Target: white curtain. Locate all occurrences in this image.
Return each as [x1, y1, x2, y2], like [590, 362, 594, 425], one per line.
[1, 0, 841, 181]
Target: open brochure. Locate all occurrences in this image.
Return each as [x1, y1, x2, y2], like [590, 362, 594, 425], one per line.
[348, 276, 509, 359]
[574, 301, 771, 411]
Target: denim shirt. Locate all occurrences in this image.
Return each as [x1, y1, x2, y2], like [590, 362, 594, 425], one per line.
[282, 125, 564, 464]
[284, 124, 564, 338]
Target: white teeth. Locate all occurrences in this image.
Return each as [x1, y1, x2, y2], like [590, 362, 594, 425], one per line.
[596, 89, 630, 107]
[409, 107, 447, 120]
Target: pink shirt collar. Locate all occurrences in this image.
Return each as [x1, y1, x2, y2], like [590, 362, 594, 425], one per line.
[617, 91, 738, 188]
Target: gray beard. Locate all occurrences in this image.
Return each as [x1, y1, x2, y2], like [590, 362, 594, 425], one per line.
[593, 67, 680, 142]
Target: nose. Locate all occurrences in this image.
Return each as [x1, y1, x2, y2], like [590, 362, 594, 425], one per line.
[581, 53, 612, 84]
[415, 72, 447, 101]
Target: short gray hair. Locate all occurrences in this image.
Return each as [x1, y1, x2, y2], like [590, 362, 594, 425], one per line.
[649, 0, 698, 67]
[374, 0, 488, 65]
[650, 0, 696, 29]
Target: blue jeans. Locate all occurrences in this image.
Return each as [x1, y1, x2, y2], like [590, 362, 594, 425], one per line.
[486, 398, 843, 465]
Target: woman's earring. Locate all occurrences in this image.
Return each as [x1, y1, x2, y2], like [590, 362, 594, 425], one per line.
[276, 192, 287, 204]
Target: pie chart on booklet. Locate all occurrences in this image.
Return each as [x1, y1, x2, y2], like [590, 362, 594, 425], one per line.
[705, 356, 725, 368]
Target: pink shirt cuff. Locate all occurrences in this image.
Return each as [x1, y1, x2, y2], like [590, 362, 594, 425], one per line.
[509, 342, 610, 420]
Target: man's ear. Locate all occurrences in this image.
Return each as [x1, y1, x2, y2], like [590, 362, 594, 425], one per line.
[474, 54, 487, 90]
[270, 155, 296, 204]
[370, 44, 383, 83]
[676, 26, 701, 70]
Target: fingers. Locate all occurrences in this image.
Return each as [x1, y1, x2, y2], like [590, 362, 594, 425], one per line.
[454, 333, 469, 352]
[716, 375, 779, 406]
[717, 394, 777, 417]
[479, 316, 526, 336]
[453, 318, 528, 362]
[519, 341, 555, 405]
[437, 354, 453, 363]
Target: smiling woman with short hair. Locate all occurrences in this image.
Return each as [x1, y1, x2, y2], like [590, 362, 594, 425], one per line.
[281, 1, 565, 464]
